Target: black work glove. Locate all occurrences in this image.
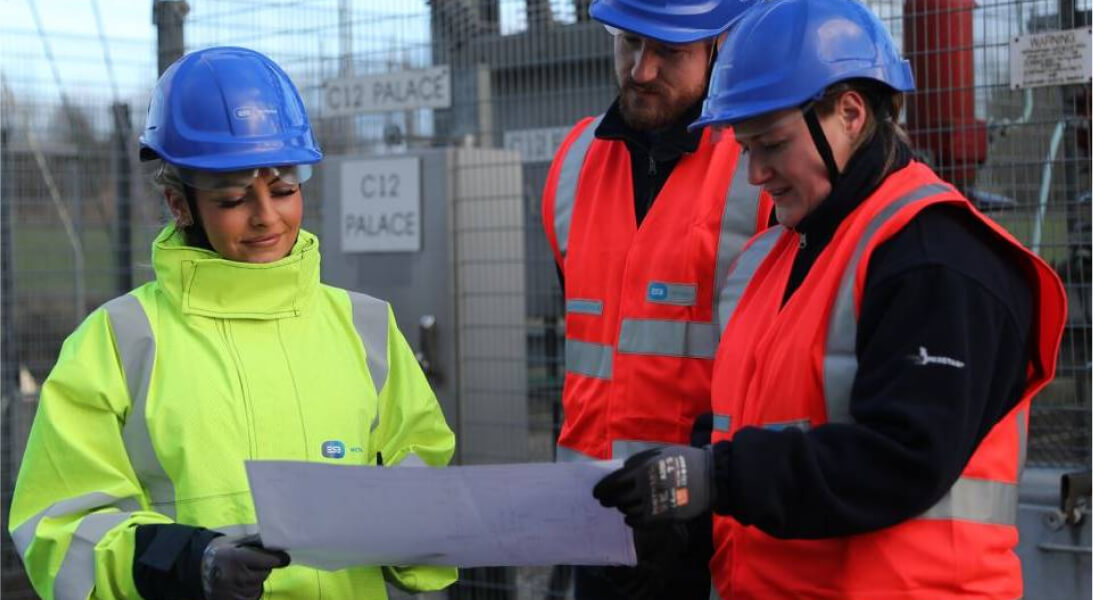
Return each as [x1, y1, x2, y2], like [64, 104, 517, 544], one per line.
[602, 523, 696, 600]
[593, 445, 714, 527]
[201, 533, 291, 600]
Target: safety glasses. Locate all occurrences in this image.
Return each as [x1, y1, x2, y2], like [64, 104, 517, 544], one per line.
[172, 164, 313, 192]
[603, 23, 625, 37]
[715, 100, 818, 144]
[604, 24, 716, 66]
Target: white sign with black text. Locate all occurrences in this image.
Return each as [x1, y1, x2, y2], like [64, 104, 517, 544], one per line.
[503, 126, 573, 164]
[1010, 27, 1092, 90]
[323, 66, 451, 117]
[341, 157, 421, 253]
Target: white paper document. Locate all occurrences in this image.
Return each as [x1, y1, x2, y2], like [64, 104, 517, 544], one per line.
[245, 460, 637, 570]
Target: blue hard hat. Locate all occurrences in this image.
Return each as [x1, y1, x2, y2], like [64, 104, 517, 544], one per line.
[139, 46, 322, 172]
[691, 0, 915, 129]
[589, 0, 758, 44]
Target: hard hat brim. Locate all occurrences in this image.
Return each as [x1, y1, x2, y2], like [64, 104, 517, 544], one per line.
[590, 3, 732, 44]
[140, 144, 322, 172]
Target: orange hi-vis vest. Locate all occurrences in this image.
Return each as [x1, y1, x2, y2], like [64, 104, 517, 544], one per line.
[708, 162, 1067, 600]
[542, 114, 772, 460]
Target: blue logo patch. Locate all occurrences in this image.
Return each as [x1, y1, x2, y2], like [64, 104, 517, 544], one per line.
[713, 414, 732, 432]
[321, 440, 346, 459]
[648, 282, 668, 300]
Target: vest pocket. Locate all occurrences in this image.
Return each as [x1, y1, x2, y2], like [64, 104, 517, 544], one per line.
[646, 281, 697, 306]
[761, 419, 811, 432]
[713, 414, 732, 433]
[566, 298, 603, 315]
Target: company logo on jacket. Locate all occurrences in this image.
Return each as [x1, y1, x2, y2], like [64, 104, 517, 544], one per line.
[321, 440, 346, 459]
[909, 346, 965, 369]
[648, 283, 669, 300]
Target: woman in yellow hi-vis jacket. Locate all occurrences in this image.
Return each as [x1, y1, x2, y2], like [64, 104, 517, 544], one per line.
[9, 46, 457, 600]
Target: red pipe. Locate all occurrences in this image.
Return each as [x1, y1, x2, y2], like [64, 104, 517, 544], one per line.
[904, 0, 988, 189]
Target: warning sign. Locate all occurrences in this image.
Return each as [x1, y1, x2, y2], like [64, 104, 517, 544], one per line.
[1010, 27, 1092, 90]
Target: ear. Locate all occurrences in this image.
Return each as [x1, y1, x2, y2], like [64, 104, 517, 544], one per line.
[837, 90, 868, 144]
[164, 189, 193, 227]
[715, 31, 729, 51]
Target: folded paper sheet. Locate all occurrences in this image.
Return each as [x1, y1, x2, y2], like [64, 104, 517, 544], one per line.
[245, 460, 637, 570]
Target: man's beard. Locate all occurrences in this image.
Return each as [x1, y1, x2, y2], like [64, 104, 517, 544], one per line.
[618, 79, 705, 132]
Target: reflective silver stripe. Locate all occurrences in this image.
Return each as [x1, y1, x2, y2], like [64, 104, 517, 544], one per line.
[762, 419, 811, 432]
[214, 523, 260, 537]
[555, 445, 597, 462]
[712, 151, 762, 314]
[393, 452, 426, 467]
[566, 339, 614, 379]
[611, 440, 668, 459]
[105, 295, 176, 518]
[554, 114, 604, 258]
[717, 227, 784, 332]
[813, 182, 1017, 528]
[11, 492, 140, 560]
[823, 183, 955, 424]
[347, 291, 390, 396]
[54, 511, 132, 600]
[917, 477, 1018, 526]
[347, 291, 390, 432]
[566, 299, 604, 315]
[710, 585, 724, 600]
[1017, 408, 1028, 481]
[617, 318, 718, 359]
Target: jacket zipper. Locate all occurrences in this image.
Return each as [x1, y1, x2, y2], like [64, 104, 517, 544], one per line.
[219, 320, 257, 458]
[645, 154, 659, 222]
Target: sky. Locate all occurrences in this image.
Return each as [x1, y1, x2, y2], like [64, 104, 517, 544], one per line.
[0, 0, 577, 107]
[1, 0, 1088, 133]
[2, 0, 157, 104]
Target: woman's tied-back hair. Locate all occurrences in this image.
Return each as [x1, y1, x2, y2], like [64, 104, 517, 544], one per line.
[152, 162, 214, 251]
[813, 78, 912, 177]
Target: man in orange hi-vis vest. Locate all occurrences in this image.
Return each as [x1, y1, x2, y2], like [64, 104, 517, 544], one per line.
[541, 1, 771, 598]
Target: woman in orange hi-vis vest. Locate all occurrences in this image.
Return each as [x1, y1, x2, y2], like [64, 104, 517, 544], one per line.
[593, 0, 1068, 598]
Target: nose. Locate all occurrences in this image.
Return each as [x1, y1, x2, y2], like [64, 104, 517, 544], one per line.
[248, 181, 276, 228]
[630, 44, 659, 84]
[746, 153, 772, 187]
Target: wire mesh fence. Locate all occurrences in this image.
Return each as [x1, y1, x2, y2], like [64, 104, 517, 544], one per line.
[1, 0, 1090, 598]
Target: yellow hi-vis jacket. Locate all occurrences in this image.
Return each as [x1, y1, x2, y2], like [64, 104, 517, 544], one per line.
[9, 226, 458, 599]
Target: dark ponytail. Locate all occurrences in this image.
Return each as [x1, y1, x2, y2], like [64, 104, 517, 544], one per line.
[814, 79, 911, 178]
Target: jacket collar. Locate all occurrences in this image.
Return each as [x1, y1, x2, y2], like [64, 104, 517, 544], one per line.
[794, 131, 913, 240]
[595, 98, 705, 161]
[152, 225, 321, 319]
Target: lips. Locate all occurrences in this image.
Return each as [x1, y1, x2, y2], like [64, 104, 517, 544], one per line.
[767, 186, 791, 199]
[243, 233, 281, 246]
[624, 82, 668, 98]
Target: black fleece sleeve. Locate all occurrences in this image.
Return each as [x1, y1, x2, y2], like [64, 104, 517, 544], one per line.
[133, 523, 222, 600]
[711, 206, 1033, 539]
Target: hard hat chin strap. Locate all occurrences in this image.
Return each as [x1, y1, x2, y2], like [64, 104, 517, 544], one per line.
[704, 39, 719, 90]
[803, 105, 841, 186]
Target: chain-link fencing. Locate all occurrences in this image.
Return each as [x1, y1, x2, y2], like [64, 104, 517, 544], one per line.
[2, 0, 1089, 598]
